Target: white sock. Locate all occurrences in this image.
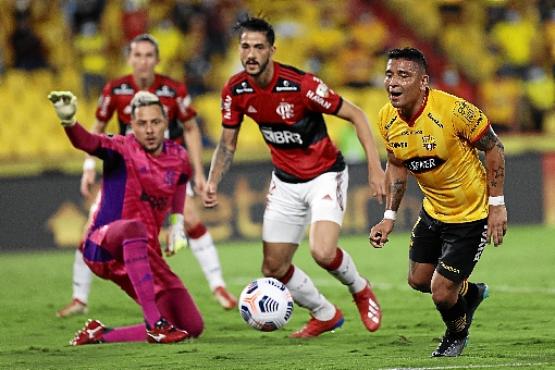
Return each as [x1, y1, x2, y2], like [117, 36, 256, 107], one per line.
[285, 265, 335, 321]
[73, 249, 93, 304]
[327, 248, 367, 294]
[188, 231, 225, 291]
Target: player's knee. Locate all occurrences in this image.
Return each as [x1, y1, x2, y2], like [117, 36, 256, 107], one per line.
[261, 260, 289, 279]
[121, 219, 147, 239]
[186, 317, 204, 338]
[408, 276, 431, 293]
[431, 289, 457, 309]
[310, 247, 336, 268]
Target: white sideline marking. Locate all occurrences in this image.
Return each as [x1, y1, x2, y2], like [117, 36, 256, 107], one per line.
[232, 278, 555, 295]
[378, 362, 552, 370]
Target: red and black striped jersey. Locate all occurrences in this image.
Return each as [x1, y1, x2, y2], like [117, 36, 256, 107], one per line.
[96, 74, 196, 139]
[221, 62, 345, 182]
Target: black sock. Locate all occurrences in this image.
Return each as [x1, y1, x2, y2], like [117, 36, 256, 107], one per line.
[437, 296, 468, 339]
[463, 282, 480, 305]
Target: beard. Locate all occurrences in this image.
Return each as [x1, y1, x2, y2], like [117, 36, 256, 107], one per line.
[244, 57, 270, 77]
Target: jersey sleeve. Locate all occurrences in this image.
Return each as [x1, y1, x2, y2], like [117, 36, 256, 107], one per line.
[220, 82, 243, 128]
[95, 81, 116, 123]
[377, 106, 394, 152]
[301, 74, 343, 115]
[451, 98, 490, 144]
[176, 83, 197, 123]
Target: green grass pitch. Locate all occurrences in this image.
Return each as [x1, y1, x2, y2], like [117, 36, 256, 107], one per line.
[1, 225, 554, 369]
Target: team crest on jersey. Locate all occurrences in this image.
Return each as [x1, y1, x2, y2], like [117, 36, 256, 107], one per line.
[276, 102, 294, 120]
[422, 135, 437, 151]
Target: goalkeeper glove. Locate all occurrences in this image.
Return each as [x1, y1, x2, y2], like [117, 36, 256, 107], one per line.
[165, 213, 187, 257]
[47, 91, 77, 127]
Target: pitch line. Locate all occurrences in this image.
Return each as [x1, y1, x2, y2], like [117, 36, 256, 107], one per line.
[378, 361, 552, 370]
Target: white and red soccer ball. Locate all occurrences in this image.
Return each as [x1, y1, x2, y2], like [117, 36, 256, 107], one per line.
[239, 277, 294, 331]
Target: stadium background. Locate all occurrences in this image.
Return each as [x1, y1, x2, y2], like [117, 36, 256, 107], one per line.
[1, 0, 555, 251]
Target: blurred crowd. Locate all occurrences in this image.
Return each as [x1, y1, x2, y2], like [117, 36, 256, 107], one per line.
[1, 0, 554, 161]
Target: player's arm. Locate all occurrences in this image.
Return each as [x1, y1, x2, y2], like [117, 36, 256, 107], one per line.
[47, 91, 102, 153]
[166, 175, 188, 256]
[203, 127, 239, 208]
[335, 99, 386, 202]
[181, 117, 206, 194]
[80, 119, 109, 197]
[369, 151, 408, 248]
[473, 126, 507, 246]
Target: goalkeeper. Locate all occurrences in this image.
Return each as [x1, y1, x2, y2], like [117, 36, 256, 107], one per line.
[48, 90, 204, 345]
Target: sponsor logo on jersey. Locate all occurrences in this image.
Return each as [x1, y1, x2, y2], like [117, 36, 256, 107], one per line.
[404, 156, 445, 173]
[247, 105, 257, 113]
[261, 127, 303, 145]
[306, 90, 332, 110]
[273, 78, 300, 92]
[385, 116, 397, 130]
[422, 135, 437, 151]
[140, 191, 168, 210]
[113, 83, 134, 95]
[391, 141, 408, 148]
[276, 102, 294, 120]
[233, 81, 254, 95]
[316, 82, 330, 98]
[401, 129, 423, 136]
[427, 112, 443, 128]
[155, 85, 176, 98]
[222, 95, 232, 120]
[98, 96, 111, 118]
[454, 100, 479, 123]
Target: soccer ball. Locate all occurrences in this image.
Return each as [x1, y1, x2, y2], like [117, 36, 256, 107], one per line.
[238, 277, 294, 331]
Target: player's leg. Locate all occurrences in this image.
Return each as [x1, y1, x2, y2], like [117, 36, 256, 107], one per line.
[262, 173, 341, 338]
[307, 168, 381, 332]
[156, 287, 204, 338]
[184, 186, 236, 309]
[71, 220, 188, 345]
[57, 194, 100, 317]
[430, 218, 488, 357]
[56, 249, 92, 317]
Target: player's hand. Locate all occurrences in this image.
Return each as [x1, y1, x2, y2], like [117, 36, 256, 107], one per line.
[487, 205, 507, 247]
[369, 168, 386, 205]
[165, 214, 187, 257]
[80, 167, 97, 198]
[47, 91, 77, 126]
[369, 219, 394, 248]
[203, 182, 218, 208]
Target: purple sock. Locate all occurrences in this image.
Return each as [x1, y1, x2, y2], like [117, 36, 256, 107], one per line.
[123, 238, 161, 328]
[102, 324, 147, 343]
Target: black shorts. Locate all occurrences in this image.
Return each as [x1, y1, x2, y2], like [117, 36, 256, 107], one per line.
[409, 208, 488, 283]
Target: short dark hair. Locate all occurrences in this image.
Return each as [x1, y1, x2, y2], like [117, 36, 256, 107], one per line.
[130, 91, 166, 119]
[128, 33, 160, 57]
[234, 16, 275, 46]
[387, 47, 428, 73]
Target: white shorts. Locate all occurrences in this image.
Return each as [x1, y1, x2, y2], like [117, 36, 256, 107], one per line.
[262, 167, 349, 244]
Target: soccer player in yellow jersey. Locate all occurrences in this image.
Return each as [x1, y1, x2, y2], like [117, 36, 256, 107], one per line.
[370, 48, 507, 357]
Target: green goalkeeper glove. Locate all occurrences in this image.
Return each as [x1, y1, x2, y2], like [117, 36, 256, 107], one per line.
[165, 213, 188, 257]
[47, 91, 77, 127]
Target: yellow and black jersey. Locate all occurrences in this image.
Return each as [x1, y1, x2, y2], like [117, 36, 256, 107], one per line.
[378, 88, 489, 223]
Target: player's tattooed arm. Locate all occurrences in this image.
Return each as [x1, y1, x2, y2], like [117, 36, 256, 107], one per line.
[207, 127, 239, 187]
[474, 126, 505, 194]
[386, 151, 408, 211]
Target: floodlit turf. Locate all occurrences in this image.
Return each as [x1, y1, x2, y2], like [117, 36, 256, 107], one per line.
[1, 225, 554, 369]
